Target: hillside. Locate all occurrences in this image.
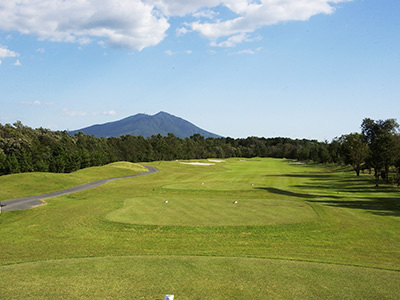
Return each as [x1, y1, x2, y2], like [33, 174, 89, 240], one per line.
[69, 111, 221, 138]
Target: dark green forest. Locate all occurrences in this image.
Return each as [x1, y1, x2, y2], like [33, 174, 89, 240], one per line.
[1, 118, 399, 186]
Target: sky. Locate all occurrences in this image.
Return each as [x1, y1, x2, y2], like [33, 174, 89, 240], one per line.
[0, 0, 399, 141]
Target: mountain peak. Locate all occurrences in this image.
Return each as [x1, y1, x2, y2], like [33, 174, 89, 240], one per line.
[155, 111, 168, 115]
[70, 112, 221, 139]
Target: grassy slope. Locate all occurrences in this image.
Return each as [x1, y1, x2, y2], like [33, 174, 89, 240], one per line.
[0, 162, 148, 201]
[0, 158, 399, 299]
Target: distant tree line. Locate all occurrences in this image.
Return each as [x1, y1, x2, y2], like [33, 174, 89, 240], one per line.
[1, 118, 399, 186]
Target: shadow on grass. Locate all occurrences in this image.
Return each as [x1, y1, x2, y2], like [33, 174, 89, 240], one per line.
[293, 184, 397, 194]
[255, 187, 315, 198]
[263, 174, 335, 179]
[258, 186, 400, 217]
[307, 198, 400, 217]
[255, 187, 342, 199]
[261, 169, 400, 217]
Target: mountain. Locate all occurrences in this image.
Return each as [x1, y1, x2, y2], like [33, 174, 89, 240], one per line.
[69, 112, 222, 139]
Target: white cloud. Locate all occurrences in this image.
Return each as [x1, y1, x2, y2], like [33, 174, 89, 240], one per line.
[192, 9, 218, 19]
[0, 0, 349, 50]
[147, 0, 221, 17]
[0, 0, 169, 51]
[0, 46, 19, 59]
[188, 0, 348, 46]
[210, 33, 260, 48]
[229, 47, 262, 55]
[36, 48, 45, 54]
[13, 59, 22, 66]
[165, 49, 192, 55]
[176, 26, 191, 36]
[21, 101, 37, 105]
[63, 108, 87, 117]
[64, 109, 117, 117]
[21, 100, 55, 106]
[103, 110, 117, 116]
[211, 32, 251, 47]
[165, 50, 175, 55]
[233, 49, 255, 55]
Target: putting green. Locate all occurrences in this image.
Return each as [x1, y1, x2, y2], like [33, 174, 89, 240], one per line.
[106, 196, 317, 226]
[0, 256, 398, 299]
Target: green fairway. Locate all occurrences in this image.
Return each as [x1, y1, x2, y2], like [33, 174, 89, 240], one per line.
[0, 158, 399, 299]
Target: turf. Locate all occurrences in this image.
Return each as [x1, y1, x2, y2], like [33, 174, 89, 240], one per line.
[0, 162, 148, 201]
[106, 197, 316, 226]
[0, 158, 399, 299]
[0, 256, 398, 299]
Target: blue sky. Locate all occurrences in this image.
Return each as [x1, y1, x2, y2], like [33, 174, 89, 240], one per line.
[0, 0, 399, 141]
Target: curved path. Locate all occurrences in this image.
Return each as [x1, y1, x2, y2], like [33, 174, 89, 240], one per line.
[0, 165, 158, 212]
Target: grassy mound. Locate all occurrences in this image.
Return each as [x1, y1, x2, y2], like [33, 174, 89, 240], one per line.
[0, 162, 148, 201]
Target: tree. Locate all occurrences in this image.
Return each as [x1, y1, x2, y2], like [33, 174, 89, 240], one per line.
[361, 118, 399, 185]
[0, 149, 6, 175]
[340, 133, 368, 176]
[149, 134, 168, 161]
[297, 144, 310, 162]
[393, 134, 400, 186]
[328, 138, 342, 164]
[5, 153, 20, 174]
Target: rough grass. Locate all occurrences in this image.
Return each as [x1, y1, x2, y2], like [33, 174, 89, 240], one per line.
[0, 162, 148, 201]
[0, 158, 399, 299]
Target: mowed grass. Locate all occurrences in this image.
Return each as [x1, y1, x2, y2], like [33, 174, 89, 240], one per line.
[0, 158, 399, 299]
[107, 159, 317, 226]
[107, 197, 316, 226]
[0, 256, 399, 299]
[0, 162, 148, 201]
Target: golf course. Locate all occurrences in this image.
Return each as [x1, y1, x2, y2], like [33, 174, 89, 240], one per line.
[0, 158, 399, 299]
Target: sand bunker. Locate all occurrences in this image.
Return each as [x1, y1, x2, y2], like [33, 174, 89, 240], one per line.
[290, 161, 306, 165]
[208, 159, 225, 163]
[179, 162, 215, 166]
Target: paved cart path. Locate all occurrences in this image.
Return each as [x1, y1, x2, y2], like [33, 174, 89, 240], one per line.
[0, 165, 158, 212]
